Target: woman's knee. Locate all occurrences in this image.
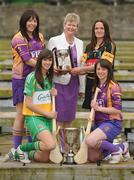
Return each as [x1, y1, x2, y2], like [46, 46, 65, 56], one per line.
[85, 135, 97, 148]
[88, 147, 102, 162]
[34, 150, 50, 162]
[41, 141, 56, 151]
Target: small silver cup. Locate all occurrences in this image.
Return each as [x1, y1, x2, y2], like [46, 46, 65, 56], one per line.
[64, 128, 80, 164]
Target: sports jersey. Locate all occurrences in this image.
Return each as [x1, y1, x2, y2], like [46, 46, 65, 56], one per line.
[85, 42, 115, 79]
[95, 80, 122, 122]
[82, 42, 116, 109]
[23, 72, 53, 116]
[11, 32, 44, 79]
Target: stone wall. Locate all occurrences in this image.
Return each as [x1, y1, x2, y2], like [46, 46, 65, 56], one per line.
[0, 1, 134, 40]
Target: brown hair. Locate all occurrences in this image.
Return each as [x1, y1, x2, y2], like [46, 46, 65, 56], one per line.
[89, 19, 114, 50]
[35, 49, 54, 89]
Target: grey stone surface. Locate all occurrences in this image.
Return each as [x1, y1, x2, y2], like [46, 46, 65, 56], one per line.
[0, 2, 134, 40]
[0, 159, 134, 180]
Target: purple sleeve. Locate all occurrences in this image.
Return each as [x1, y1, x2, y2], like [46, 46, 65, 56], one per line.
[111, 85, 122, 110]
[11, 37, 31, 62]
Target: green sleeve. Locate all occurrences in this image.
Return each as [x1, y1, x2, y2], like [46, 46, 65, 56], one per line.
[24, 72, 35, 96]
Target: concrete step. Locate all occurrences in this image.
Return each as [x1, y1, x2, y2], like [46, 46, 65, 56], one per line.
[0, 158, 134, 180]
[116, 57, 134, 63]
[115, 63, 134, 70]
[0, 82, 12, 98]
[1, 99, 133, 112]
[1, 70, 134, 82]
[0, 60, 134, 71]
[0, 85, 134, 99]
[0, 111, 134, 129]
[0, 70, 12, 81]
[115, 71, 134, 82]
[116, 41, 134, 46]
[0, 60, 11, 70]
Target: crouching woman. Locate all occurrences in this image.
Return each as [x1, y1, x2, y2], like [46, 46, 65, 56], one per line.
[17, 49, 57, 163]
[86, 59, 129, 164]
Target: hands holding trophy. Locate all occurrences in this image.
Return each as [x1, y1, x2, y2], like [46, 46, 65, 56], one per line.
[52, 47, 73, 73]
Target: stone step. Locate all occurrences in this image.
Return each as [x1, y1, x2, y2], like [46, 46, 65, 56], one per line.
[1, 99, 133, 112]
[0, 84, 134, 100]
[1, 70, 134, 82]
[0, 87, 12, 98]
[116, 57, 134, 63]
[0, 60, 134, 71]
[0, 86, 134, 99]
[0, 111, 134, 129]
[116, 50, 134, 54]
[115, 71, 134, 81]
[116, 41, 134, 46]
[0, 60, 11, 70]
[0, 52, 11, 61]
[0, 70, 12, 81]
[1, 51, 134, 60]
[0, 57, 11, 61]
[115, 63, 134, 70]
[0, 159, 134, 180]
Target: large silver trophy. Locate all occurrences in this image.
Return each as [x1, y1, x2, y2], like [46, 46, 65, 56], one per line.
[52, 47, 73, 71]
[64, 128, 80, 164]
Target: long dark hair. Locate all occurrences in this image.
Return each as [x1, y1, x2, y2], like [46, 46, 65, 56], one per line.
[19, 9, 40, 41]
[35, 49, 54, 89]
[89, 19, 113, 50]
[93, 59, 117, 94]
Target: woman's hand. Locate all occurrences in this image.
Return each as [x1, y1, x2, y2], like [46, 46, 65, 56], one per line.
[54, 68, 69, 75]
[51, 88, 57, 96]
[91, 100, 100, 111]
[46, 111, 57, 119]
[79, 92, 85, 99]
[54, 68, 61, 76]
[70, 67, 82, 75]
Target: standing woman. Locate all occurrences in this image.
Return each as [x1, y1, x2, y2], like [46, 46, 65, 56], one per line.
[47, 13, 85, 129]
[12, 10, 45, 149]
[72, 19, 116, 109]
[83, 19, 116, 109]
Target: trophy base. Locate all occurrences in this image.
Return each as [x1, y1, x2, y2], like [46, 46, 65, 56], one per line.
[63, 161, 76, 165]
[62, 153, 76, 165]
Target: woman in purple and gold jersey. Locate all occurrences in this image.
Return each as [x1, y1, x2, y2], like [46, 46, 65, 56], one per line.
[85, 59, 130, 164]
[11, 10, 45, 149]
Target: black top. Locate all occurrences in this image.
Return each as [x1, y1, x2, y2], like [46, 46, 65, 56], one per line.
[85, 41, 116, 78]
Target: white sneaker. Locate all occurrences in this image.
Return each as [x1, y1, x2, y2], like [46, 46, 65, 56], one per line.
[103, 154, 111, 161]
[3, 148, 16, 162]
[109, 147, 123, 164]
[17, 146, 31, 164]
[122, 142, 130, 161]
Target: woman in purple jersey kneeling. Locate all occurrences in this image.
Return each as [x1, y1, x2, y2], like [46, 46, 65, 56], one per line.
[85, 59, 130, 164]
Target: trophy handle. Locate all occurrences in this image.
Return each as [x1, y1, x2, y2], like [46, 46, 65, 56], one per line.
[52, 47, 58, 68]
[68, 46, 74, 68]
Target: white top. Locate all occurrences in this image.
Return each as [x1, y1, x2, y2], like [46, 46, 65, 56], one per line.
[47, 32, 85, 93]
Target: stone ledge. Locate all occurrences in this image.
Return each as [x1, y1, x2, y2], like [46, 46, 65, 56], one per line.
[0, 159, 134, 180]
[1, 71, 134, 82]
[1, 87, 134, 99]
[0, 111, 134, 128]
